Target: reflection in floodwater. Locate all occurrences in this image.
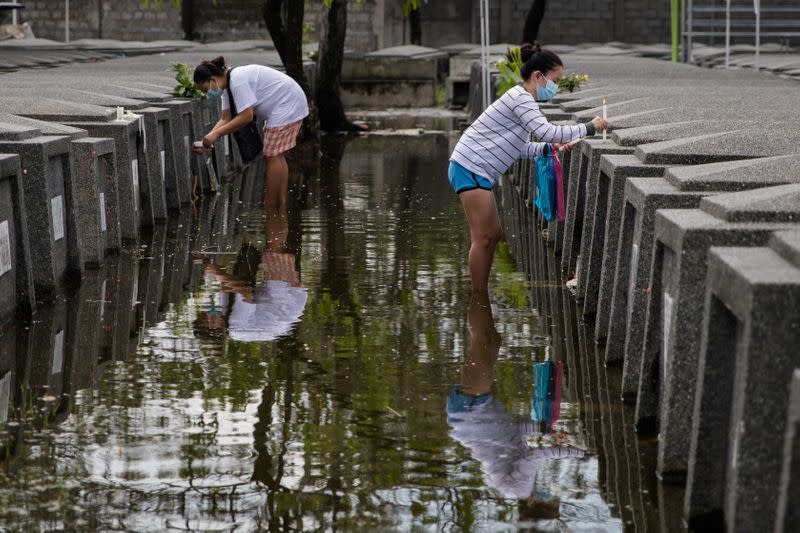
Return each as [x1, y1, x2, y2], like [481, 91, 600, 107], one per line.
[0, 133, 677, 530]
[532, 359, 563, 435]
[194, 189, 308, 344]
[447, 290, 585, 525]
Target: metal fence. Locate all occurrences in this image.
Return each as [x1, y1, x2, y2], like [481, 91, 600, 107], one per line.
[683, 1, 800, 69]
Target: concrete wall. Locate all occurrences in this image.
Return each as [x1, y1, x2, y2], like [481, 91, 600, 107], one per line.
[21, 0, 183, 42]
[190, 0, 265, 43]
[186, 0, 382, 53]
[411, 0, 671, 47]
[27, 0, 796, 50]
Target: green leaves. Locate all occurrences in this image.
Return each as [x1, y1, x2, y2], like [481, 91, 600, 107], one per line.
[402, 0, 422, 17]
[495, 46, 523, 97]
[139, 0, 216, 12]
[323, 0, 363, 7]
[495, 47, 590, 96]
[140, 0, 182, 10]
[171, 62, 207, 99]
[558, 73, 589, 93]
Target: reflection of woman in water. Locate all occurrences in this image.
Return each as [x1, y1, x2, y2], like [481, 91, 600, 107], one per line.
[193, 182, 307, 342]
[447, 290, 582, 519]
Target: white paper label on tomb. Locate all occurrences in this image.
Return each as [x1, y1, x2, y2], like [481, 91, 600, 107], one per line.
[160, 150, 166, 178]
[131, 159, 140, 212]
[224, 135, 230, 157]
[0, 221, 11, 277]
[628, 243, 639, 301]
[222, 196, 229, 234]
[206, 157, 218, 190]
[98, 193, 107, 233]
[663, 292, 673, 379]
[99, 279, 107, 320]
[184, 135, 192, 173]
[52, 330, 64, 375]
[0, 371, 10, 424]
[51, 195, 64, 241]
[137, 115, 146, 152]
[132, 274, 139, 310]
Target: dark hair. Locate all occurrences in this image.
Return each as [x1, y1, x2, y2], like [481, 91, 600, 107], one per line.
[519, 42, 563, 81]
[193, 56, 227, 84]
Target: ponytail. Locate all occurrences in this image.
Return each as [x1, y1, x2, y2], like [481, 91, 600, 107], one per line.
[519, 42, 563, 81]
[193, 56, 227, 84]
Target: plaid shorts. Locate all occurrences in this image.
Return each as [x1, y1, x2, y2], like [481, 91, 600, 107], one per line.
[263, 120, 303, 157]
[262, 251, 301, 286]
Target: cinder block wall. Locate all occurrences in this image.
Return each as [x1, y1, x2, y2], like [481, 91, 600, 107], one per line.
[189, 0, 265, 43]
[22, 0, 182, 42]
[21, 0, 797, 49]
[416, 0, 670, 47]
[189, 0, 379, 53]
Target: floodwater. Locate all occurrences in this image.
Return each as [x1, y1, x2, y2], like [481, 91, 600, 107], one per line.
[0, 130, 684, 531]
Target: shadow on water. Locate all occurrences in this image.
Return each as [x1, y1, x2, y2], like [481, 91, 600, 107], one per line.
[0, 131, 680, 530]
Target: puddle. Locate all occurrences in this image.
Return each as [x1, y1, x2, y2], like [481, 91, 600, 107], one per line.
[0, 131, 681, 531]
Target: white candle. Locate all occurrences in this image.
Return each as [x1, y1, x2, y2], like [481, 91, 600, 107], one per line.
[116, 106, 124, 121]
[602, 99, 607, 141]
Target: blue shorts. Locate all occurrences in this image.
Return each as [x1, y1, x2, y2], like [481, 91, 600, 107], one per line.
[448, 160, 493, 194]
[446, 384, 492, 413]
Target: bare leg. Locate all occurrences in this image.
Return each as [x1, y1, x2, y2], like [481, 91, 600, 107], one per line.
[459, 189, 503, 291]
[460, 288, 501, 395]
[265, 154, 289, 210]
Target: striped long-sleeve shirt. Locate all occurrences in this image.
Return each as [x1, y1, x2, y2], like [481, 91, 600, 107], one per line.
[450, 85, 593, 184]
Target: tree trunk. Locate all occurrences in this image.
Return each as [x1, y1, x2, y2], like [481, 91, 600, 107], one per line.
[263, 0, 319, 140]
[409, 8, 421, 45]
[97, 0, 103, 38]
[181, 0, 195, 40]
[522, 0, 547, 44]
[316, 0, 359, 132]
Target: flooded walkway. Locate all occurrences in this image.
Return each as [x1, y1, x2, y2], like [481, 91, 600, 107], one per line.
[0, 132, 681, 531]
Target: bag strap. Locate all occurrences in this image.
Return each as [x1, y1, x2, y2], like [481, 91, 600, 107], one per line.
[225, 67, 239, 118]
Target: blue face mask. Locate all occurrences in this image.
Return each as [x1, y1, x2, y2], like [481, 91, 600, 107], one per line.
[536, 77, 559, 101]
[207, 81, 223, 98]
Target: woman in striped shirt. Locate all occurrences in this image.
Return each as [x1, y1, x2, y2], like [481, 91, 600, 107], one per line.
[450, 42, 608, 290]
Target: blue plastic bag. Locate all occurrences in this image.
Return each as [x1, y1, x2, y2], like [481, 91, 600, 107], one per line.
[534, 145, 557, 222]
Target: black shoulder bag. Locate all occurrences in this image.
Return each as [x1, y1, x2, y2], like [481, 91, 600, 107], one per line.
[226, 67, 263, 163]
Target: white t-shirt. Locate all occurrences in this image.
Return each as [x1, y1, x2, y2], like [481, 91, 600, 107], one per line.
[221, 65, 309, 127]
[227, 280, 308, 342]
[448, 395, 583, 499]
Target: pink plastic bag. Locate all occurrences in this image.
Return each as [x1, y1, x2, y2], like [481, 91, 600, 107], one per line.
[552, 145, 565, 222]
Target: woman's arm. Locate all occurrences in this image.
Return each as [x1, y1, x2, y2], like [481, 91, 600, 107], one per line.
[210, 109, 232, 133]
[202, 107, 255, 148]
[511, 91, 594, 143]
[522, 141, 549, 159]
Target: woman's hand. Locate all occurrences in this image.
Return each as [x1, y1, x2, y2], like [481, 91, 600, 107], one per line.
[202, 131, 219, 149]
[191, 143, 205, 155]
[555, 140, 580, 153]
[591, 116, 609, 132]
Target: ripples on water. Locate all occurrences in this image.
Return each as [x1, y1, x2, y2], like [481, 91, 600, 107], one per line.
[0, 133, 679, 531]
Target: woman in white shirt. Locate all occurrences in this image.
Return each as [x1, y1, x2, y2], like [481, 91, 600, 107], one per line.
[449, 43, 608, 291]
[192, 56, 309, 209]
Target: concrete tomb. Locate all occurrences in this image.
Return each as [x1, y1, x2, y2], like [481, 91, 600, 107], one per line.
[637, 184, 800, 481]
[610, 155, 800, 398]
[685, 227, 800, 532]
[563, 139, 634, 281]
[0, 123, 80, 301]
[0, 154, 34, 317]
[577, 153, 670, 319]
[775, 368, 800, 533]
[69, 137, 120, 267]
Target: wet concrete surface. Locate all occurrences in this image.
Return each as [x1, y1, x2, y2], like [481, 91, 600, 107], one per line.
[0, 132, 682, 531]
